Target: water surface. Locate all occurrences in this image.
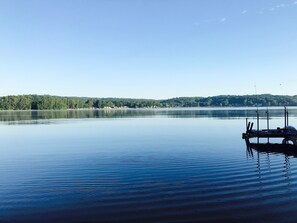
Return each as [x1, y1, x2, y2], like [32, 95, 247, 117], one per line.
[1, 108, 297, 223]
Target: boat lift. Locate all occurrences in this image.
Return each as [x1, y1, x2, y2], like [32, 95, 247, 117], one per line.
[242, 107, 297, 146]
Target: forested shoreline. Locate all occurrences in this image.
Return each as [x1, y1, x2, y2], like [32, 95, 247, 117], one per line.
[0, 94, 297, 110]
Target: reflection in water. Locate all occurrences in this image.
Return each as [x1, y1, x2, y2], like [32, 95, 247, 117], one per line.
[246, 141, 297, 158]
[1, 107, 297, 124]
[246, 142, 296, 196]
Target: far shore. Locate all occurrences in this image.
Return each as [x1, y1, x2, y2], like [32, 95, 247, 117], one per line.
[0, 106, 296, 112]
[1, 95, 296, 110]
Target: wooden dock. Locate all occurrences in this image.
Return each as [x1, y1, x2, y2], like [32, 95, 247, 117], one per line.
[242, 107, 297, 146]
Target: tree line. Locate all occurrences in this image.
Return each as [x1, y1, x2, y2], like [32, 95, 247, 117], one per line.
[0, 94, 297, 110]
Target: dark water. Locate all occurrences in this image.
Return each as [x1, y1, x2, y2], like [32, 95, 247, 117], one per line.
[1, 108, 297, 223]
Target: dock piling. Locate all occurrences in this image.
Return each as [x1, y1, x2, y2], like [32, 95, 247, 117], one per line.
[266, 109, 270, 143]
[256, 110, 259, 143]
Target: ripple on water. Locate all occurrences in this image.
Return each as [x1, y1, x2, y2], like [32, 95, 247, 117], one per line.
[1, 115, 297, 223]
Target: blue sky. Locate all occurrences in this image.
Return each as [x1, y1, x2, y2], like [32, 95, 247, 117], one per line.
[0, 0, 297, 99]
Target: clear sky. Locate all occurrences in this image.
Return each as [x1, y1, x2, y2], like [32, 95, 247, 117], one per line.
[0, 0, 297, 99]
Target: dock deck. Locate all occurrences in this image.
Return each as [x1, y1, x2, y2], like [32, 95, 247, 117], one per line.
[242, 107, 297, 146]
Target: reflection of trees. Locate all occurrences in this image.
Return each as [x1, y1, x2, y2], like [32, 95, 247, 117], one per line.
[165, 108, 297, 119]
[0, 110, 157, 123]
[1, 108, 297, 123]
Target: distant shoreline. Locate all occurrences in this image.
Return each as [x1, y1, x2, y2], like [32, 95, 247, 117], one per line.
[0, 94, 297, 110]
[0, 106, 296, 112]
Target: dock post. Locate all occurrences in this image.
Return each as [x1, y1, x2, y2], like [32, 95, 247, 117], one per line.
[256, 109, 259, 143]
[250, 122, 254, 132]
[287, 109, 289, 127]
[284, 106, 287, 129]
[266, 109, 269, 130]
[266, 109, 269, 143]
[256, 110, 259, 131]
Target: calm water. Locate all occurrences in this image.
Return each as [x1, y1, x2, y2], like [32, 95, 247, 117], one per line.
[1, 108, 297, 223]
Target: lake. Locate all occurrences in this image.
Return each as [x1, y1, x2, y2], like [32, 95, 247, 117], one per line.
[1, 108, 297, 223]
